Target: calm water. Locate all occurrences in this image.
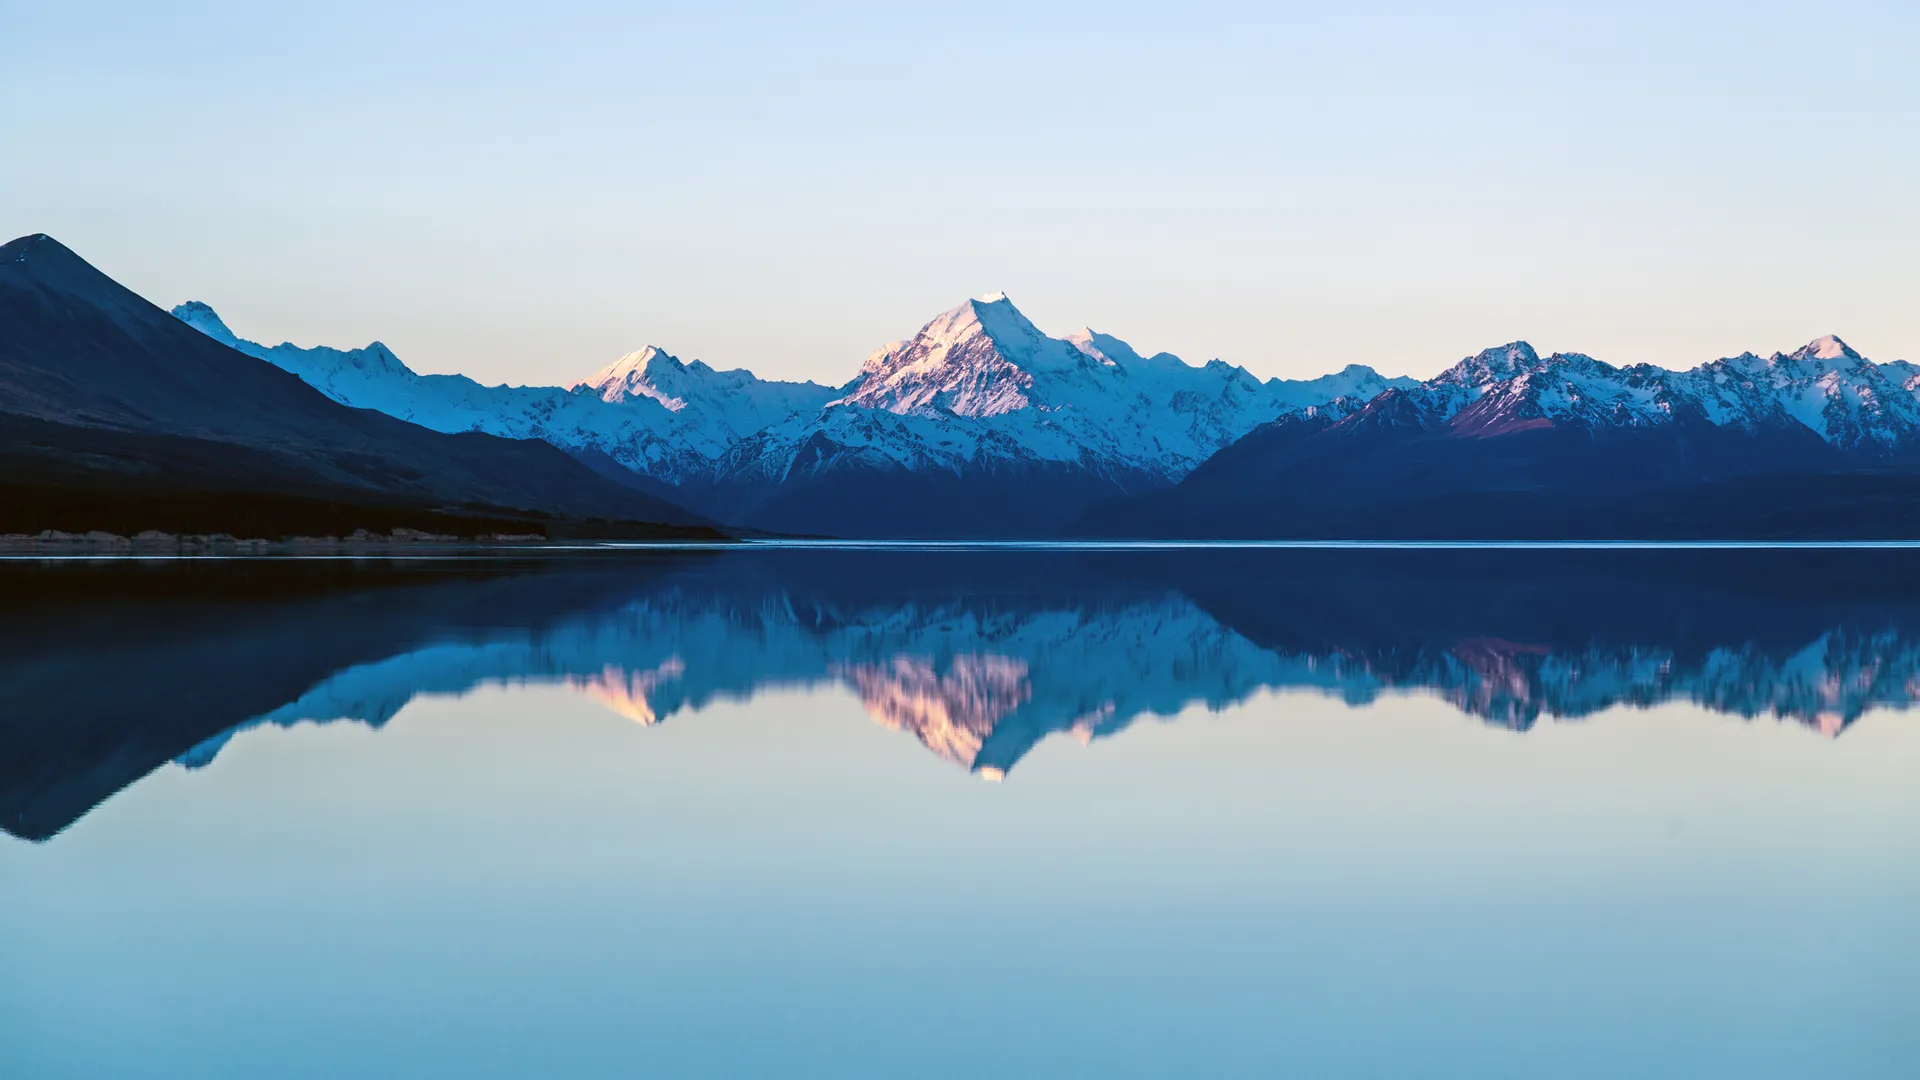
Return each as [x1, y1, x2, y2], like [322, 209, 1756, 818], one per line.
[3, 547, 1917, 1078]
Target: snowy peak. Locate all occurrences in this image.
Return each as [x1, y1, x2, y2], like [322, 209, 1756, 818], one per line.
[787, 294, 1419, 485]
[574, 346, 840, 438]
[1065, 328, 1136, 367]
[1267, 363, 1420, 409]
[1436, 341, 1544, 386]
[170, 300, 410, 376]
[1321, 332, 1920, 451]
[914, 293, 1062, 368]
[1789, 334, 1863, 364]
[170, 300, 237, 344]
[839, 293, 1091, 417]
[574, 345, 687, 409]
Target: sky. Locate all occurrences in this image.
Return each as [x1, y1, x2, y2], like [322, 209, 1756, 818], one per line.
[5, 1, 1917, 386]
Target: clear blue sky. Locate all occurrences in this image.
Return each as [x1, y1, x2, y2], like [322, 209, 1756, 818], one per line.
[6, 1, 1916, 385]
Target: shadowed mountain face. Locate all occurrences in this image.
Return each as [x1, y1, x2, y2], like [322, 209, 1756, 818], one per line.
[1075, 340, 1920, 540]
[0, 234, 712, 536]
[6, 547, 1919, 842]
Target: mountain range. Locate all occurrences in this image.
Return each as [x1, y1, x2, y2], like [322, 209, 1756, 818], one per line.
[173, 270, 1920, 539]
[174, 288, 1415, 535]
[0, 234, 716, 540]
[7, 231, 1918, 540]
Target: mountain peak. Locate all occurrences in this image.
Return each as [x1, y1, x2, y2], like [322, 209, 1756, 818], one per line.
[1, 233, 95, 281]
[1, 232, 177, 336]
[1, 232, 60, 263]
[0, 233, 93, 273]
[1799, 334, 1861, 362]
[869, 293, 1054, 374]
[1437, 341, 1543, 385]
[946, 292, 1045, 347]
[575, 345, 688, 408]
[169, 301, 238, 344]
[1065, 328, 1142, 367]
[840, 294, 1089, 417]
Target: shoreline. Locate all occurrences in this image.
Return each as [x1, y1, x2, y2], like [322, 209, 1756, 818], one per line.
[8, 533, 1920, 557]
[0, 528, 589, 556]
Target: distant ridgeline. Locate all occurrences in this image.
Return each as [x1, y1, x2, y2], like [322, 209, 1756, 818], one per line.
[176, 283, 1920, 539]
[0, 234, 720, 542]
[5, 229, 1919, 540]
[4, 546, 1917, 841]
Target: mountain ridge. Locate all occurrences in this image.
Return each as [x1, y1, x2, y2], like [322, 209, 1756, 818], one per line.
[0, 234, 716, 538]
[172, 290, 1417, 534]
[67, 225, 1919, 539]
[1074, 331, 1920, 539]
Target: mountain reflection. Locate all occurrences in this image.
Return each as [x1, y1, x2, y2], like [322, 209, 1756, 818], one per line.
[4, 546, 1918, 840]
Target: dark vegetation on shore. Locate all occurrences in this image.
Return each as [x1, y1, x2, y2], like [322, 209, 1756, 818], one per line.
[0, 480, 724, 543]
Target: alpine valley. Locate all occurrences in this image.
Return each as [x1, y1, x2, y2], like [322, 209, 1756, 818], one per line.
[7, 231, 1920, 540]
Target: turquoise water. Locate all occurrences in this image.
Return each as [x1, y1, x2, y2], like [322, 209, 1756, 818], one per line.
[3, 548, 1916, 1078]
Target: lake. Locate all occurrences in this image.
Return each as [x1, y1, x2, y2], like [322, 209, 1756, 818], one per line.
[3, 546, 1916, 1078]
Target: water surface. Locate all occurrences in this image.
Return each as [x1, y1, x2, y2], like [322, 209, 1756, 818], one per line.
[3, 548, 1916, 1078]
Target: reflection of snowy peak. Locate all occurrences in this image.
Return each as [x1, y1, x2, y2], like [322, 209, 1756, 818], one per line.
[181, 586, 1915, 779]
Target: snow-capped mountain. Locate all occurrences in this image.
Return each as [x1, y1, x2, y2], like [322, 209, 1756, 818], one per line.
[172, 293, 1411, 534]
[1343, 334, 1920, 449]
[572, 344, 840, 443]
[1083, 332, 1920, 538]
[749, 292, 1412, 480]
[682, 294, 1416, 533]
[173, 291, 1920, 539]
[0, 237, 703, 532]
[171, 301, 836, 483]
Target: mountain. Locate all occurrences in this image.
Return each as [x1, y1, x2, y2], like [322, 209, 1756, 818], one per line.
[8, 546, 1914, 840]
[1077, 337, 1920, 539]
[175, 291, 1411, 536]
[173, 301, 837, 484]
[0, 234, 716, 538]
[165, 268, 1920, 540]
[682, 294, 1418, 535]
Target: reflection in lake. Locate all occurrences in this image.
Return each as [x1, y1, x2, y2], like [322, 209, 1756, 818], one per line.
[6, 547, 1917, 838]
[2, 547, 1917, 1078]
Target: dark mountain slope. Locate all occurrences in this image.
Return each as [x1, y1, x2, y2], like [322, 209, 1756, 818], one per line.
[684, 455, 1170, 539]
[1074, 393, 1907, 540]
[0, 234, 716, 535]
